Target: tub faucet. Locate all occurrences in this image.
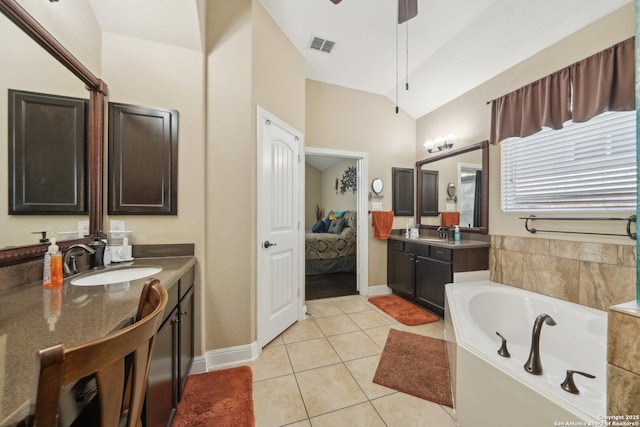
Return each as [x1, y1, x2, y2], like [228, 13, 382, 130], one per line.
[523, 314, 556, 375]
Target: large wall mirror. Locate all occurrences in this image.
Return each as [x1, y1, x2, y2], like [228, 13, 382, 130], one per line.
[0, 0, 106, 266]
[415, 140, 489, 234]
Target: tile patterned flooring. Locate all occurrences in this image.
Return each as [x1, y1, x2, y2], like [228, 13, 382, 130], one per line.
[248, 294, 457, 427]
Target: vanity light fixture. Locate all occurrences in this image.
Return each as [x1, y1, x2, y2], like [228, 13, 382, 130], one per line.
[423, 134, 457, 153]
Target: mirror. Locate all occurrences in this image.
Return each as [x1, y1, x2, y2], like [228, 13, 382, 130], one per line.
[446, 183, 456, 198]
[415, 141, 489, 233]
[0, 1, 105, 266]
[372, 178, 384, 194]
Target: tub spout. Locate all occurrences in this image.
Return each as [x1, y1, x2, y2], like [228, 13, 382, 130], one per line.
[523, 314, 556, 375]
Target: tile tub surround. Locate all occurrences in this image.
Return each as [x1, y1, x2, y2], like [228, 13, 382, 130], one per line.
[490, 235, 636, 311]
[0, 255, 196, 425]
[607, 302, 640, 416]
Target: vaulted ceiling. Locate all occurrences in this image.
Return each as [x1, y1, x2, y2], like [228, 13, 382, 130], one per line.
[87, 0, 631, 119]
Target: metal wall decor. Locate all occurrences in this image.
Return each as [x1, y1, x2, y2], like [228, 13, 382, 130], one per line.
[339, 166, 357, 194]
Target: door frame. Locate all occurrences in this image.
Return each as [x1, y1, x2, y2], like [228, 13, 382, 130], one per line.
[256, 107, 304, 347]
[304, 147, 369, 298]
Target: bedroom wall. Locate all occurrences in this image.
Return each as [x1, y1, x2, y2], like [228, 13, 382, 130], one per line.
[305, 163, 322, 228]
[305, 79, 416, 287]
[321, 159, 358, 216]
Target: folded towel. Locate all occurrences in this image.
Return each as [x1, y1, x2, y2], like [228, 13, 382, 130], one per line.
[372, 211, 394, 239]
[441, 212, 460, 227]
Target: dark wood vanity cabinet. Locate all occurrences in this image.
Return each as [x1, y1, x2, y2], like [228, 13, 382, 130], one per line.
[387, 240, 415, 298]
[145, 266, 195, 427]
[387, 239, 487, 316]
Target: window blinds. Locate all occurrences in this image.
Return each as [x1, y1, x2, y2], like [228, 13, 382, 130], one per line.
[501, 111, 637, 212]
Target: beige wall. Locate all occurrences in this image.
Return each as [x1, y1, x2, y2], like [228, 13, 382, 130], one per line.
[101, 32, 206, 351]
[416, 3, 635, 243]
[205, 0, 305, 349]
[322, 159, 358, 215]
[17, 0, 102, 75]
[305, 79, 416, 286]
[305, 163, 322, 227]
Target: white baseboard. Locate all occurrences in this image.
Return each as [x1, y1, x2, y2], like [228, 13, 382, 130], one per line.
[190, 356, 208, 374]
[203, 341, 261, 371]
[367, 284, 392, 296]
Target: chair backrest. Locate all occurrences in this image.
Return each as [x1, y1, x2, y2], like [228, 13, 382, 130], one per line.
[30, 278, 168, 427]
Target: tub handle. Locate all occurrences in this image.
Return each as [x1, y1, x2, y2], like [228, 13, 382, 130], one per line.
[495, 332, 511, 358]
[561, 370, 595, 394]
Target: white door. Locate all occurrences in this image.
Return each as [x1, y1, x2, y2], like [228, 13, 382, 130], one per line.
[257, 108, 302, 347]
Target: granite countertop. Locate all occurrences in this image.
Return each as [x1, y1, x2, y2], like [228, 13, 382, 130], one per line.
[0, 255, 195, 426]
[388, 233, 491, 249]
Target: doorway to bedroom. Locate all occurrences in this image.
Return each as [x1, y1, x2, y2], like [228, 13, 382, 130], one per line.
[304, 148, 369, 301]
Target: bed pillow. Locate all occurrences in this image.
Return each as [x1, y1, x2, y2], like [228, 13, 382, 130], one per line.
[311, 219, 327, 233]
[328, 218, 345, 234]
[323, 218, 331, 230]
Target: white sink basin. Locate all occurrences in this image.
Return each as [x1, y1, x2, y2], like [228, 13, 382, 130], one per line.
[71, 266, 162, 286]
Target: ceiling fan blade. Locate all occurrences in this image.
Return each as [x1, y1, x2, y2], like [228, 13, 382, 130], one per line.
[330, 0, 342, 4]
[398, 0, 418, 24]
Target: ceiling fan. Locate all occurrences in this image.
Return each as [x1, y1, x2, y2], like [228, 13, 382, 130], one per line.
[330, 0, 417, 24]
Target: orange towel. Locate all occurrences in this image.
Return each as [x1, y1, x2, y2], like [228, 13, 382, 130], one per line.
[372, 211, 394, 239]
[441, 212, 460, 227]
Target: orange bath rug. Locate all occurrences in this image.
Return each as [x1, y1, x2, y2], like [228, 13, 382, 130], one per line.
[373, 329, 452, 407]
[368, 294, 439, 325]
[171, 366, 254, 427]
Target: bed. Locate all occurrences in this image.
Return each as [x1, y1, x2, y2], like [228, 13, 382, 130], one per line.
[305, 210, 357, 275]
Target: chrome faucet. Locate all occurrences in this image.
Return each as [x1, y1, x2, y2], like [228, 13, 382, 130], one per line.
[524, 314, 556, 375]
[437, 226, 447, 239]
[63, 244, 96, 276]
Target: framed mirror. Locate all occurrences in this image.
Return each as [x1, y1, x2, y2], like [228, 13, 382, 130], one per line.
[0, 0, 106, 266]
[371, 178, 384, 194]
[415, 140, 489, 233]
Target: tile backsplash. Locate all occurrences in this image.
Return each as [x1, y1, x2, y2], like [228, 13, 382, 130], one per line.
[490, 235, 636, 311]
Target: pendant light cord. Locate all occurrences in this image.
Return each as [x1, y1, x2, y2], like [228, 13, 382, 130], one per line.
[405, 20, 409, 90]
[395, 17, 399, 114]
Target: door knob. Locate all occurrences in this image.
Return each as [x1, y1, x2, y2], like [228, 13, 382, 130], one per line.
[263, 240, 277, 248]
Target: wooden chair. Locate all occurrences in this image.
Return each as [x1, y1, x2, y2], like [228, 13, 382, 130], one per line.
[28, 278, 168, 427]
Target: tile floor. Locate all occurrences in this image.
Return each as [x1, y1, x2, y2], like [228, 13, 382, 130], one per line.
[248, 294, 457, 427]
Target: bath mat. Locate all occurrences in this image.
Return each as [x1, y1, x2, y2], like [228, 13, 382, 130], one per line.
[368, 294, 439, 325]
[171, 366, 255, 427]
[373, 329, 452, 407]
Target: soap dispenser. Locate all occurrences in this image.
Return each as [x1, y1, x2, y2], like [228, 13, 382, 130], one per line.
[454, 225, 461, 241]
[89, 231, 107, 269]
[43, 238, 63, 287]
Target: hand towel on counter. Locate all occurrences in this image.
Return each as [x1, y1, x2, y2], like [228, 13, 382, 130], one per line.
[372, 211, 394, 239]
[441, 212, 460, 227]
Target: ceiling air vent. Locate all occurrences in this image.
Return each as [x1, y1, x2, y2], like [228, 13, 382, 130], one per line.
[308, 36, 335, 54]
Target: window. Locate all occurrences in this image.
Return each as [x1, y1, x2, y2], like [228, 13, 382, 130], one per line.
[501, 110, 636, 212]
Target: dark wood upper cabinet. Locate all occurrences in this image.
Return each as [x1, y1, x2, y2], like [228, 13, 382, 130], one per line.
[8, 90, 87, 214]
[421, 169, 439, 216]
[392, 167, 414, 216]
[108, 103, 178, 215]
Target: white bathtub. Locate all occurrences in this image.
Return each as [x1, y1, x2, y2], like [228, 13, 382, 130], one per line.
[445, 280, 607, 427]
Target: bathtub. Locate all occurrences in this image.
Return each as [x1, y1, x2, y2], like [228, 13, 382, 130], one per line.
[445, 280, 607, 427]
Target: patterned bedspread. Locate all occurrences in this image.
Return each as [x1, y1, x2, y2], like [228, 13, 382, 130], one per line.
[305, 227, 356, 260]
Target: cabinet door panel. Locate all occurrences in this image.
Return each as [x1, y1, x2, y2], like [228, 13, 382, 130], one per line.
[416, 256, 451, 314]
[146, 311, 178, 427]
[178, 285, 194, 401]
[389, 249, 415, 297]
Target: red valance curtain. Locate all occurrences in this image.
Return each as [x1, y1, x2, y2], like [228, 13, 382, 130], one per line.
[490, 37, 635, 145]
